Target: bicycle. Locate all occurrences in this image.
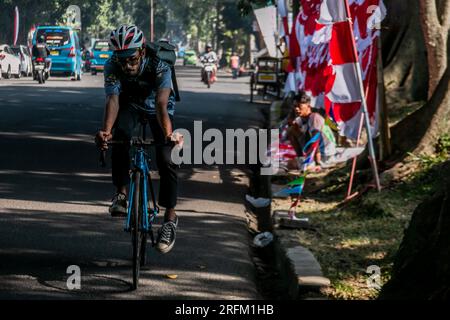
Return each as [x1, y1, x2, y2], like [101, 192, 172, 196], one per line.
[99, 117, 165, 290]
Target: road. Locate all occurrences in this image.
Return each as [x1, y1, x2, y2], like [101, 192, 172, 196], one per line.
[0, 67, 267, 299]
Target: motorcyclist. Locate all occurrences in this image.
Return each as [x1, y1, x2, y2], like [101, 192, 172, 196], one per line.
[200, 44, 218, 82]
[31, 35, 51, 77]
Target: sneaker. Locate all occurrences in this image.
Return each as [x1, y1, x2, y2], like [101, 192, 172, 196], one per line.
[156, 216, 178, 254]
[109, 193, 127, 217]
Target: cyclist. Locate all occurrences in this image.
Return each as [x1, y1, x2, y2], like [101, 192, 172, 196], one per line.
[95, 25, 182, 254]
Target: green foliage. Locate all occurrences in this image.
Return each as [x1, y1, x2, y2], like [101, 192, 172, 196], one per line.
[1, 0, 252, 57]
[436, 134, 450, 156]
[405, 134, 450, 172]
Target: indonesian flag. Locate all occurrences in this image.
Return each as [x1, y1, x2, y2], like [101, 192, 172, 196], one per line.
[297, 0, 386, 139]
[284, 12, 303, 94]
[289, 12, 302, 65]
[13, 7, 19, 46]
[277, 0, 290, 39]
[318, 0, 347, 24]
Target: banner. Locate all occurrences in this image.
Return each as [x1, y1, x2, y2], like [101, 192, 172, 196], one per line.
[27, 24, 36, 50]
[254, 6, 278, 58]
[13, 6, 19, 46]
[297, 0, 386, 139]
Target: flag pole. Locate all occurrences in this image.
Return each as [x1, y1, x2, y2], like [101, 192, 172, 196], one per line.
[346, 110, 365, 199]
[346, 39, 377, 199]
[343, 0, 381, 192]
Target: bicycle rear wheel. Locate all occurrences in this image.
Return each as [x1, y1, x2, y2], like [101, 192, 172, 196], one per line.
[131, 171, 147, 290]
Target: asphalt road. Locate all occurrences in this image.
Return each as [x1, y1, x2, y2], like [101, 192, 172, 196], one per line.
[0, 67, 267, 299]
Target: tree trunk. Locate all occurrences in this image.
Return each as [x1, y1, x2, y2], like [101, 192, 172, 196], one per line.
[394, 66, 450, 155]
[379, 65, 450, 183]
[379, 161, 450, 300]
[382, 0, 429, 103]
[419, 0, 450, 98]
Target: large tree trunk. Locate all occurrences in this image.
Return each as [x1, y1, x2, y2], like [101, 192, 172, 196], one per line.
[419, 0, 450, 98]
[378, 0, 450, 182]
[379, 161, 450, 300]
[380, 65, 450, 183]
[391, 65, 450, 156]
[382, 0, 429, 102]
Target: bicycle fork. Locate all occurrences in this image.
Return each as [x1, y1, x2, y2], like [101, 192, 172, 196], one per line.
[125, 149, 160, 246]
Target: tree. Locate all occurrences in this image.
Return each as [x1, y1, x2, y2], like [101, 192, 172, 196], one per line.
[379, 161, 450, 300]
[419, 0, 450, 98]
[382, 0, 428, 103]
[380, 1, 450, 182]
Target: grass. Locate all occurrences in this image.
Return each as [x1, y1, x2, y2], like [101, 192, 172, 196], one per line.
[272, 155, 447, 300]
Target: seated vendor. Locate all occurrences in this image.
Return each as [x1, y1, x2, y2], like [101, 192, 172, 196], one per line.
[287, 93, 337, 169]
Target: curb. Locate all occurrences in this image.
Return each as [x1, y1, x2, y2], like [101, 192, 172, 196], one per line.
[247, 100, 331, 299]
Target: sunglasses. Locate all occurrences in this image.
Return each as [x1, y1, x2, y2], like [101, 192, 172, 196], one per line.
[116, 52, 142, 68]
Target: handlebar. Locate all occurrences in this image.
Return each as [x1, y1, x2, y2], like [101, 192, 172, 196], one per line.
[98, 138, 176, 168]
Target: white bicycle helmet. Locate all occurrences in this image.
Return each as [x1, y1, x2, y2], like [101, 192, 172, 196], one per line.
[110, 25, 145, 56]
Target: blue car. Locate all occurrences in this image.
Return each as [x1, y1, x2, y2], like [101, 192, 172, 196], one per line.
[33, 26, 82, 80]
[90, 40, 113, 75]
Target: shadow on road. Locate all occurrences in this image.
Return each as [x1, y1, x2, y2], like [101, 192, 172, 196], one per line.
[0, 72, 266, 299]
[0, 206, 257, 299]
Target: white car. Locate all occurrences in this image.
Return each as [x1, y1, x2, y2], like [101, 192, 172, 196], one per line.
[0, 44, 21, 79]
[11, 45, 33, 77]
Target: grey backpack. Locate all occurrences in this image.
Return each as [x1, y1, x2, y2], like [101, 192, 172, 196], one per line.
[147, 41, 180, 102]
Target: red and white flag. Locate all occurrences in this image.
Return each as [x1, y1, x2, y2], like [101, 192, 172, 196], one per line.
[13, 6, 19, 46]
[318, 0, 347, 24]
[297, 0, 386, 139]
[284, 12, 303, 94]
[277, 0, 290, 39]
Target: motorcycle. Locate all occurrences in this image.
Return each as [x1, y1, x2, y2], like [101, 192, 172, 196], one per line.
[201, 56, 216, 88]
[33, 57, 49, 84]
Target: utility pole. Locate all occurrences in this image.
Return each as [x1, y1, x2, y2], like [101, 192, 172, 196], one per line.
[150, 0, 154, 42]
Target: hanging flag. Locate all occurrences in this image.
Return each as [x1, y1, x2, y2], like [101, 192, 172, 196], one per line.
[277, 0, 289, 37]
[283, 12, 303, 95]
[318, 0, 347, 24]
[274, 184, 304, 198]
[288, 176, 305, 187]
[297, 0, 386, 139]
[13, 6, 19, 46]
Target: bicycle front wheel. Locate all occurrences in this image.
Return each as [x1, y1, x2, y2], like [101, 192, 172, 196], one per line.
[131, 171, 147, 290]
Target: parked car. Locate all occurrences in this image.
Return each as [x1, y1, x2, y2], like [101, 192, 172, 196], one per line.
[0, 44, 21, 79]
[183, 50, 198, 66]
[89, 40, 113, 75]
[11, 45, 33, 77]
[33, 25, 83, 80]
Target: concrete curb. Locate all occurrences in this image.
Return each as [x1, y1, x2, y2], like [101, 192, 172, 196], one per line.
[253, 100, 331, 298]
